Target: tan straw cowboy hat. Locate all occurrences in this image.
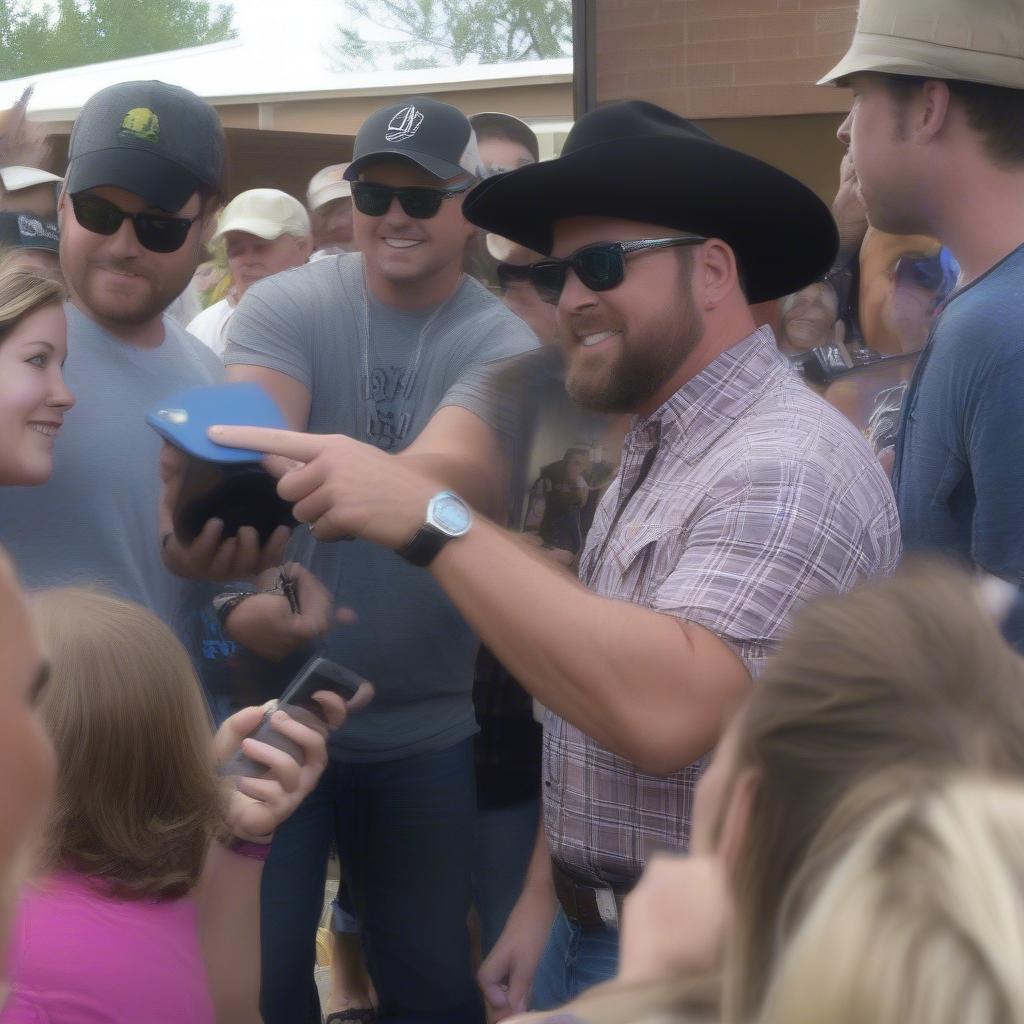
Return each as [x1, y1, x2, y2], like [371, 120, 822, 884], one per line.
[819, 0, 1024, 89]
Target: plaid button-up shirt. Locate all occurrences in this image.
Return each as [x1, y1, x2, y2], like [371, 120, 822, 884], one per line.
[544, 328, 901, 884]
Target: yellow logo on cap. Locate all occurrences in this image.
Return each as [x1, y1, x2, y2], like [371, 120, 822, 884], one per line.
[119, 108, 160, 143]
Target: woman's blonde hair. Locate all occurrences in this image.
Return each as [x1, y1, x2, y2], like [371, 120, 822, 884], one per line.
[760, 774, 1024, 1024]
[32, 588, 224, 900]
[0, 255, 63, 339]
[535, 563, 1024, 1024]
[726, 560, 1024, 1021]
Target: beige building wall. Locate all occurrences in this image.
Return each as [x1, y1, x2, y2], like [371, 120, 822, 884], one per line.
[42, 78, 572, 202]
[254, 82, 572, 134]
[594, 0, 859, 202]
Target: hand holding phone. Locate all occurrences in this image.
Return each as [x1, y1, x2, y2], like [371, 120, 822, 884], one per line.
[221, 656, 374, 778]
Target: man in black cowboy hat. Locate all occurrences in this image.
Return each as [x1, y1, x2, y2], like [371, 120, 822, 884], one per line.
[210, 100, 901, 1010]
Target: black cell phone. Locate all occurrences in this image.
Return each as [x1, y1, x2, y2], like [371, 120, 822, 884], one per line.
[173, 456, 295, 545]
[278, 655, 365, 718]
[220, 656, 370, 779]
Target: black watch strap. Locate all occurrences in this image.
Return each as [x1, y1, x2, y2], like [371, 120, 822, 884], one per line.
[396, 526, 449, 568]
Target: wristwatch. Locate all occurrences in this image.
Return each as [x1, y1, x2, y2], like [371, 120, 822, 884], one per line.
[396, 490, 472, 567]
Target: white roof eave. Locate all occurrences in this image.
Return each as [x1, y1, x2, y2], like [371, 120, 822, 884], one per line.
[0, 36, 573, 123]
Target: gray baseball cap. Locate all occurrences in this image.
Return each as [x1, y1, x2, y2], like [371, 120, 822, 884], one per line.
[344, 96, 482, 182]
[66, 81, 225, 212]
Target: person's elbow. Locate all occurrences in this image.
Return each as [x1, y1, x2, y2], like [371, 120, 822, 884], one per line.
[614, 712, 720, 777]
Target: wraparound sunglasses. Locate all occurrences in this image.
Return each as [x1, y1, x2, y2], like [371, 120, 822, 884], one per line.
[529, 236, 707, 304]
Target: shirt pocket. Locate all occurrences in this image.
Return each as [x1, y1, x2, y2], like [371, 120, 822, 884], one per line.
[609, 522, 680, 587]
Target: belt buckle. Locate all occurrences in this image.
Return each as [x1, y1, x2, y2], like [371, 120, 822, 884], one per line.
[594, 886, 619, 928]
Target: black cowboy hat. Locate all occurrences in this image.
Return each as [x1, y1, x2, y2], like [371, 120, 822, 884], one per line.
[463, 101, 838, 305]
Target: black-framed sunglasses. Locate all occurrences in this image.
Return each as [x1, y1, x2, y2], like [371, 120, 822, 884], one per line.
[495, 261, 534, 293]
[70, 193, 201, 253]
[351, 180, 472, 219]
[529, 236, 707, 305]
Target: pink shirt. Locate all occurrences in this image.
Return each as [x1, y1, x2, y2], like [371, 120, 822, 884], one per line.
[0, 872, 215, 1024]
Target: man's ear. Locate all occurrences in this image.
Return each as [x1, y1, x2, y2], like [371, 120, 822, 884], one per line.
[697, 238, 742, 311]
[717, 766, 759, 876]
[916, 79, 953, 144]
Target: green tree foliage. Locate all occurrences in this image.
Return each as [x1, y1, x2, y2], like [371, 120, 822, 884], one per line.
[0, 0, 235, 81]
[333, 0, 571, 70]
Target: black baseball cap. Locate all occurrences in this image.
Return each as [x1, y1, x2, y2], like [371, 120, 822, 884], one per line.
[66, 81, 225, 213]
[344, 96, 482, 183]
[0, 212, 59, 253]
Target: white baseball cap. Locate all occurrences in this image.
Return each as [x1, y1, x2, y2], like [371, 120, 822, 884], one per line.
[211, 188, 311, 246]
[307, 164, 352, 212]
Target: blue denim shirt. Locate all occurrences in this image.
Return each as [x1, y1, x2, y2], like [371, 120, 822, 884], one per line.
[893, 244, 1024, 648]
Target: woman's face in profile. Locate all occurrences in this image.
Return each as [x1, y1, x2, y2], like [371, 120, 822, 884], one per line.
[0, 551, 56, 981]
[0, 303, 73, 487]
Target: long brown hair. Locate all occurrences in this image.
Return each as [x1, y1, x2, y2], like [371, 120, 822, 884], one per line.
[726, 560, 1024, 1021]
[32, 589, 224, 900]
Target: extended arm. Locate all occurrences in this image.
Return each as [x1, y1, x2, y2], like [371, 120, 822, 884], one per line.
[431, 517, 748, 774]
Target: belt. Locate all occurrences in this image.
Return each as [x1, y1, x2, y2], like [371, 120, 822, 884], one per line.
[551, 859, 631, 930]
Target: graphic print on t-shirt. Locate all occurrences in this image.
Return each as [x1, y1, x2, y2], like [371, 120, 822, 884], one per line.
[367, 362, 417, 450]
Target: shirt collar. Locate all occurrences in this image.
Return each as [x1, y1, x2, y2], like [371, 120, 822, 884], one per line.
[627, 326, 790, 463]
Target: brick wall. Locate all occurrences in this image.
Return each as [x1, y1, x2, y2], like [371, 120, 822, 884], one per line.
[596, 0, 858, 118]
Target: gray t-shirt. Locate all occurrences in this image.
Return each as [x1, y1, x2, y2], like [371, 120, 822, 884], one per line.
[225, 252, 538, 761]
[0, 303, 223, 648]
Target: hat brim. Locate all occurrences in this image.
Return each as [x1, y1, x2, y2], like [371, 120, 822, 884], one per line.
[12, 235, 59, 253]
[309, 183, 352, 210]
[463, 136, 838, 305]
[818, 33, 1024, 88]
[471, 112, 540, 163]
[66, 147, 203, 212]
[211, 217, 294, 246]
[0, 166, 64, 191]
[344, 149, 464, 183]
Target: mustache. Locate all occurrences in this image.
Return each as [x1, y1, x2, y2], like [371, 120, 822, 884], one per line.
[88, 258, 153, 280]
[565, 315, 623, 337]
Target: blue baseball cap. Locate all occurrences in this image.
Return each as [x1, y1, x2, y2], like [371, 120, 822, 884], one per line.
[147, 381, 288, 464]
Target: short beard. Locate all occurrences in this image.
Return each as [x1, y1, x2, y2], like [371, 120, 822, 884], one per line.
[566, 275, 704, 414]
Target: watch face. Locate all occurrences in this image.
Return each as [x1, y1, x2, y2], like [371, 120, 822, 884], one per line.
[429, 492, 472, 536]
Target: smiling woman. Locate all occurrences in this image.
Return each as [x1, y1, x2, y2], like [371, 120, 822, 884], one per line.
[0, 260, 73, 487]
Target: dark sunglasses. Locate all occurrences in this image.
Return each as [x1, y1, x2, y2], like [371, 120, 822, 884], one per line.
[351, 180, 472, 219]
[70, 193, 201, 253]
[529, 236, 707, 305]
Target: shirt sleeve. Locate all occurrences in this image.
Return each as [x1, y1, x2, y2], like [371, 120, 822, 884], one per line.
[649, 458, 890, 677]
[438, 343, 541, 438]
[965, 346, 1024, 584]
[223, 276, 314, 390]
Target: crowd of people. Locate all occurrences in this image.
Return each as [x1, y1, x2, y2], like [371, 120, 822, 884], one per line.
[0, 0, 1023, 1021]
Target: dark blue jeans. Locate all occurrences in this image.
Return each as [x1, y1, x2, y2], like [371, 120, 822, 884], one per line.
[259, 737, 484, 1024]
[472, 798, 540, 956]
[530, 909, 620, 1010]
